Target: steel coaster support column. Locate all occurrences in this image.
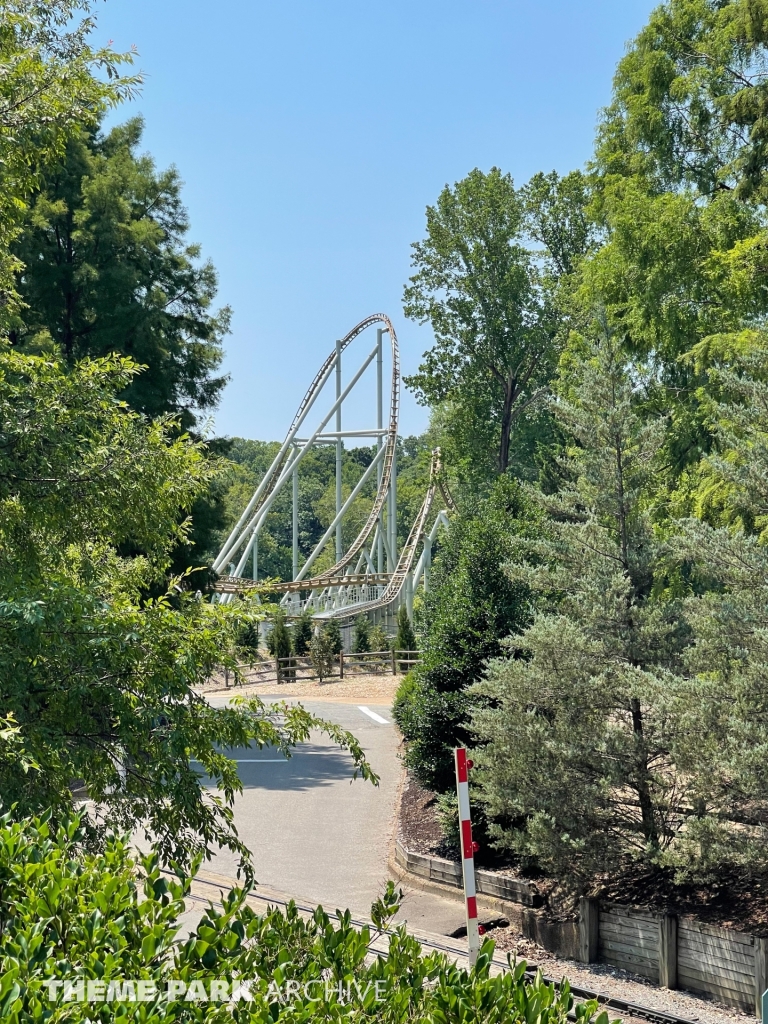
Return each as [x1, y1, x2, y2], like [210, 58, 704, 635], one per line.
[253, 536, 258, 581]
[412, 511, 446, 591]
[377, 328, 384, 573]
[231, 346, 379, 577]
[336, 339, 343, 563]
[213, 352, 340, 572]
[388, 441, 397, 570]
[293, 443, 388, 582]
[405, 571, 413, 620]
[292, 455, 299, 580]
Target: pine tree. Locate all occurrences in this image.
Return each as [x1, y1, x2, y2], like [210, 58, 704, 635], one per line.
[269, 608, 293, 680]
[352, 614, 370, 654]
[395, 605, 417, 671]
[11, 117, 229, 428]
[662, 349, 768, 877]
[309, 630, 336, 684]
[323, 618, 342, 657]
[237, 620, 260, 659]
[293, 610, 313, 656]
[391, 475, 535, 793]
[471, 332, 685, 884]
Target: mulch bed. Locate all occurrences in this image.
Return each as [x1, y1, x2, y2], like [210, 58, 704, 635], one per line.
[398, 772, 453, 857]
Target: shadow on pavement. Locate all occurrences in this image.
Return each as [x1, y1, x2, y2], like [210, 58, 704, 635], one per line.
[195, 744, 359, 792]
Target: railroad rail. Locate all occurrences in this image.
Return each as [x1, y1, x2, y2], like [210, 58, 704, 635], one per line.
[181, 871, 700, 1024]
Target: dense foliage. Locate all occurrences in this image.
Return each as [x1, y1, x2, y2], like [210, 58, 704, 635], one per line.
[217, 436, 432, 583]
[0, 1, 139, 323]
[392, 478, 536, 792]
[404, 168, 592, 489]
[0, 810, 615, 1024]
[10, 117, 229, 427]
[471, 337, 685, 880]
[0, 352, 373, 871]
[395, 605, 417, 670]
[399, 0, 768, 892]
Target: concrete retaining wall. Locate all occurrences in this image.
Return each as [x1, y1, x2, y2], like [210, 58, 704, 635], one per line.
[394, 839, 767, 1015]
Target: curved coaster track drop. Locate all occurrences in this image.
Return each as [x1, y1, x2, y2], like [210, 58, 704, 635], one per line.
[212, 314, 451, 625]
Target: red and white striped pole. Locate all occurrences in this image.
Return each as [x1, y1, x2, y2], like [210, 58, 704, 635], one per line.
[454, 746, 481, 967]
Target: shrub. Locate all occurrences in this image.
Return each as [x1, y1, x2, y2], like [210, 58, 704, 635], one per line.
[310, 630, 336, 684]
[395, 604, 417, 670]
[269, 607, 294, 680]
[352, 614, 371, 653]
[393, 476, 537, 792]
[392, 672, 419, 734]
[369, 623, 390, 653]
[323, 617, 343, 656]
[0, 810, 609, 1024]
[237, 620, 261, 660]
[293, 609, 313, 656]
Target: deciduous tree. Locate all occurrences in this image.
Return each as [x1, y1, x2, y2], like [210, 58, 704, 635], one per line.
[0, 352, 372, 871]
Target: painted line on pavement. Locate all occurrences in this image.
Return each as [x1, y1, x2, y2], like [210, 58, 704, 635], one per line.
[357, 705, 389, 725]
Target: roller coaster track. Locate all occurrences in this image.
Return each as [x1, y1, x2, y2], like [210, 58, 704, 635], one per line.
[213, 314, 399, 586]
[316, 449, 442, 619]
[311, 315, 400, 583]
[213, 314, 450, 619]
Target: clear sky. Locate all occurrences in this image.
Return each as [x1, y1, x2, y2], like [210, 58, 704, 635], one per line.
[96, 0, 657, 442]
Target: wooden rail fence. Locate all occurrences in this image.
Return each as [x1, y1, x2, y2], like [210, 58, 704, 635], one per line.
[276, 649, 420, 683]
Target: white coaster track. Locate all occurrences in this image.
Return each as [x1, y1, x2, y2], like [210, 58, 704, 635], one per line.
[212, 314, 450, 622]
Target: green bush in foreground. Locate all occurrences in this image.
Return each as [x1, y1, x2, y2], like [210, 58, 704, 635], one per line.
[0, 810, 614, 1024]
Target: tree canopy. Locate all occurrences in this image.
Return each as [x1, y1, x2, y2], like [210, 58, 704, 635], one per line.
[0, 0, 138, 322]
[10, 117, 229, 428]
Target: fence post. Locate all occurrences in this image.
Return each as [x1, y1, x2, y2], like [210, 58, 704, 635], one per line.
[659, 913, 677, 989]
[391, 648, 397, 675]
[275, 657, 281, 685]
[578, 898, 599, 963]
[755, 936, 768, 1019]
[339, 650, 344, 680]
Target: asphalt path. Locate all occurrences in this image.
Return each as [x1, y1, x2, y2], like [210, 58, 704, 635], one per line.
[201, 694, 467, 936]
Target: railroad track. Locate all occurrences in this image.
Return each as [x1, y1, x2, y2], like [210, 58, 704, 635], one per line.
[177, 871, 699, 1024]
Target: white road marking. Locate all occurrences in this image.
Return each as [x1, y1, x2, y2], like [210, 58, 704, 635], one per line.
[357, 705, 389, 725]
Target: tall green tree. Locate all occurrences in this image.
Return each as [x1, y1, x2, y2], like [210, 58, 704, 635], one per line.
[403, 168, 589, 486]
[471, 335, 689, 883]
[598, 0, 768, 200]
[581, 0, 768, 486]
[352, 614, 370, 654]
[0, 0, 138, 323]
[392, 476, 536, 792]
[662, 347, 768, 877]
[10, 117, 229, 427]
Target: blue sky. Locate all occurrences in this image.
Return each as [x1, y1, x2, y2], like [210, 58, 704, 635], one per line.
[96, 0, 657, 442]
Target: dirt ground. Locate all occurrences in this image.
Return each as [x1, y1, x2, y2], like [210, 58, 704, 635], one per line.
[198, 668, 401, 704]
